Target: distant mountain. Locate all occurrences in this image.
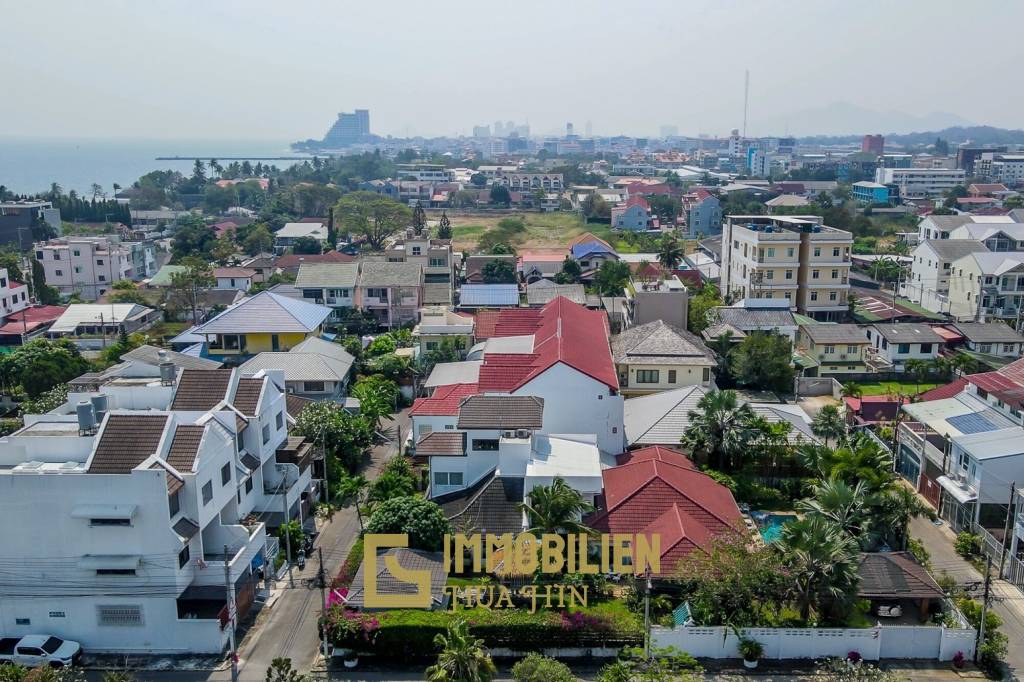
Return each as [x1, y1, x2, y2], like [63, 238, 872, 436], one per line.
[799, 125, 1024, 147]
[756, 101, 975, 137]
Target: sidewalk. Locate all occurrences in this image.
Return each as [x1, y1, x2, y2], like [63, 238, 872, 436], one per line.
[910, 516, 1024, 680]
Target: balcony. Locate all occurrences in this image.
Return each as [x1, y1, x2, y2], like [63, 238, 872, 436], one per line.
[276, 437, 313, 472]
[195, 520, 267, 586]
[898, 422, 946, 468]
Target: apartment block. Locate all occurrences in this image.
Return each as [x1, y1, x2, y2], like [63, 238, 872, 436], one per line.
[721, 215, 852, 321]
[34, 237, 135, 300]
[875, 168, 966, 200]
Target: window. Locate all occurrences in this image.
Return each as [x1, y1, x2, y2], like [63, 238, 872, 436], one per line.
[812, 269, 820, 279]
[202, 481, 213, 504]
[221, 462, 231, 486]
[1004, 343, 1016, 353]
[784, 292, 792, 300]
[73, 249, 81, 257]
[262, 424, 270, 444]
[53, 252, 61, 260]
[74, 266, 82, 274]
[97, 605, 143, 627]
[829, 291, 837, 301]
[978, 343, 991, 353]
[667, 370, 677, 383]
[764, 270, 774, 280]
[35, 251, 43, 260]
[90, 517, 131, 526]
[96, 568, 136, 576]
[55, 269, 63, 276]
[429, 257, 446, 267]
[367, 288, 387, 299]
[411, 246, 422, 256]
[897, 343, 910, 354]
[302, 381, 325, 393]
[635, 369, 660, 383]
[831, 269, 838, 279]
[813, 247, 821, 257]
[245, 477, 253, 493]
[832, 247, 840, 257]
[846, 345, 858, 354]
[96, 259, 104, 266]
[15, 618, 30, 626]
[48, 612, 65, 619]
[824, 345, 835, 355]
[433, 471, 464, 486]
[425, 341, 438, 350]
[276, 411, 284, 430]
[786, 248, 794, 257]
[168, 490, 180, 517]
[178, 545, 190, 569]
[766, 247, 775, 258]
[98, 274, 106, 282]
[785, 269, 793, 280]
[921, 343, 933, 353]
[810, 292, 818, 301]
[702, 367, 711, 382]
[471, 439, 499, 451]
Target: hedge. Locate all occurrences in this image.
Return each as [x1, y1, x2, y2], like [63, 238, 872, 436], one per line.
[325, 601, 642, 658]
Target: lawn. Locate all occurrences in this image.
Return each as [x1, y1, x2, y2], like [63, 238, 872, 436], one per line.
[437, 210, 602, 251]
[854, 381, 941, 396]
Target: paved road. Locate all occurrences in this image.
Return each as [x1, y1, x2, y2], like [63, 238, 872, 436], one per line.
[910, 516, 1024, 680]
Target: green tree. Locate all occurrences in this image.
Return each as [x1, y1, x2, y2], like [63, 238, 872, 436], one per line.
[18, 384, 69, 415]
[291, 236, 323, 254]
[243, 224, 274, 255]
[368, 455, 417, 503]
[657, 237, 684, 270]
[203, 183, 238, 214]
[874, 485, 934, 550]
[679, 389, 757, 472]
[170, 216, 217, 261]
[511, 653, 576, 682]
[811, 404, 846, 446]
[412, 203, 427, 235]
[840, 382, 862, 399]
[426, 619, 497, 682]
[489, 184, 511, 207]
[581, 194, 610, 221]
[337, 473, 369, 530]
[0, 250, 25, 283]
[108, 280, 148, 305]
[335, 192, 412, 250]
[0, 339, 90, 398]
[470, 173, 487, 188]
[481, 259, 517, 283]
[166, 256, 215, 325]
[905, 358, 931, 393]
[780, 516, 860, 622]
[687, 284, 722, 335]
[350, 374, 400, 427]
[647, 194, 683, 223]
[592, 260, 631, 296]
[797, 479, 871, 539]
[264, 657, 309, 682]
[437, 211, 453, 239]
[520, 477, 595, 535]
[730, 331, 795, 392]
[31, 258, 61, 305]
[365, 496, 451, 551]
[293, 401, 373, 474]
[553, 256, 582, 284]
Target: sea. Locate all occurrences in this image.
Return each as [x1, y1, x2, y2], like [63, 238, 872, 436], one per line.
[0, 137, 309, 197]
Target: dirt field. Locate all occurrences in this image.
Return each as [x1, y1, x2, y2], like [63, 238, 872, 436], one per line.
[427, 210, 609, 251]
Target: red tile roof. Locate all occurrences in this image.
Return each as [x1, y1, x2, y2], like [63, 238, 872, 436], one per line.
[589, 453, 742, 576]
[411, 383, 479, 416]
[967, 370, 1024, 409]
[567, 232, 613, 251]
[918, 378, 968, 402]
[0, 305, 67, 336]
[471, 310, 502, 340]
[625, 195, 651, 210]
[616, 445, 696, 468]
[673, 269, 703, 288]
[213, 267, 257, 278]
[476, 297, 618, 392]
[274, 251, 355, 269]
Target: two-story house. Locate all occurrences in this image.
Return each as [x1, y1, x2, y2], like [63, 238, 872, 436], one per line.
[385, 228, 456, 306]
[238, 336, 355, 401]
[796, 323, 871, 376]
[293, 262, 359, 321]
[680, 188, 723, 238]
[950, 322, 1024, 359]
[865, 323, 942, 372]
[413, 306, 475, 357]
[611, 320, 715, 396]
[189, 291, 332, 364]
[213, 267, 256, 292]
[273, 223, 328, 254]
[946, 252, 1024, 323]
[901, 240, 989, 315]
[356, 261, 423, 328]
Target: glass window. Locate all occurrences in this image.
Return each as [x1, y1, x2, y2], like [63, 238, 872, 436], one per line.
[168, 490, 180, 517]
[245, 477, 253, 493]
[810, 292, 818, 301]
[471, 439, 499, 451]
[178, 545, 190, 569]
[635, 369, 660, 383]
[202, 481, 213, 504]
[846, 345, 857, 354]
[433, 471, 464, 486]
[897, 343, 910, 354]
[667, 370, 676, 383]
[276, 411, 284, 429]
[302, 381, 325, 392]
[813, 247, 821, 257]
[921, 343, 933, 353]
[812, 269, 820, 279]
[221, 462, 231, 486]
[261, 424, 270, 444]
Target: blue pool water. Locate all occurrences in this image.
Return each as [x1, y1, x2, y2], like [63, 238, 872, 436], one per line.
[753, 512, 797, 543]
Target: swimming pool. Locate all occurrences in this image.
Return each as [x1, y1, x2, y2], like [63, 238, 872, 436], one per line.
[752, 511, 797, 543]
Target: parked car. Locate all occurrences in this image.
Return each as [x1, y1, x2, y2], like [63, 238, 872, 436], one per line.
[0, 635, 83, 668]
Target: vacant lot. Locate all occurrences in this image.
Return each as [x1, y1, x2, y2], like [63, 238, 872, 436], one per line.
[854, 380, 941, 396]
[430, 210, 610, 251]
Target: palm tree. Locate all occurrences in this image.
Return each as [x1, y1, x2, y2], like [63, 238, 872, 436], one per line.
[337, 474, 369, 530]
[905, 358, 932, 393]
[519, 477, 594, 535]
[658, 237, 684, 270]
[780, 517, 860, 622]
[840, 382, 862, 400]
[797, 478, 871, 539]
[426, 619, 497, 682]
[811, 404, 846, 446]
[876, 484, 934, 550]
[680, 389, 757, 471]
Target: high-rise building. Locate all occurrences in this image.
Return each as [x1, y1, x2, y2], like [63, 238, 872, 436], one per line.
[566, 122, 574, 137]
[660, 125, 679, 138]
[861, 134, 885, 155]
[494, 121, 505, 137]
[322, 109, 371, 148]
[472, 125, 491, 138]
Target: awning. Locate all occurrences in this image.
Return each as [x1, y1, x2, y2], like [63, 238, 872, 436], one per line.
[77, 555, 142, 570]
[937, 475, 978, 504]
[240, 452, 261, 472]
[172, 517, 200, 541]
[71, 504, 138, 520]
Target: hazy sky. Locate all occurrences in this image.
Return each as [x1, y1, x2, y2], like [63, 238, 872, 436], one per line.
[3, 0, 1022, 140]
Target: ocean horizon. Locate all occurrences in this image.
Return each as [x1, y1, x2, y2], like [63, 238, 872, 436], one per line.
[0, 136, 306, 197]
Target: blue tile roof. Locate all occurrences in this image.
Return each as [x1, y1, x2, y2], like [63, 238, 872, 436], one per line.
[571, 242, 615, 260]
[459, 284, 520, 306]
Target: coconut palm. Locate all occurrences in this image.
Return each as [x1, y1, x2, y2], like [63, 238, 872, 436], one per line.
[840, 382, 862, 399]
[811, 404, 847, 446]
[797, 478, 871, 539]
[337, 474, 369, 530]
[657, 236, 684, 270]
[519, 477, 594, 535]
[780, 517, 860, 622]
[680, 389, 757, 472]
[905, 359, 932, 393]
[822, 434, 895, 492]
[426, 619, 497, 682]
[875, 483, 935, 550]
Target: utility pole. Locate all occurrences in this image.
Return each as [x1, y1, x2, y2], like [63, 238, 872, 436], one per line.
[643, 567, 652, 660]
[976, 553, 992, 664]
[317, 547, 330, 660]
[999, 481, 1016, 576]
[224, 544, 239, 682]
[282, 480, 294, 587]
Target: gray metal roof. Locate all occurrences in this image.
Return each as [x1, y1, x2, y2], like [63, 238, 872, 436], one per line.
[919, 239, 989, 261]
[293, 262, 359, 288]
[624, 386, 816, 446]
[238, 352, 352, 382]
[191, 292, 332, 335]
[459, 284, 519, 306]
[611, 320, 715, 365]
[919, 215, 976, 231]
[357, 261, 423, 287]
[345, 548, 448, 610]
[121, 344, 222, 370]
[423, 282, 453, 305]
[526, 282, 586, 306]
[951, 322, 1024, 344]
[457, 395, 544, 429]
[800, 323, 870, 345]
[871, 323, 943, 344]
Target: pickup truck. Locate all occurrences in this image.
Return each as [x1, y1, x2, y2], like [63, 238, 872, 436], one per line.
[0, 635, 83, 668]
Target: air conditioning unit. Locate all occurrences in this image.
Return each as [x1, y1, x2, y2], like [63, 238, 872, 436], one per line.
[515, 429, 530, 439]
[954, 470, 967, 485]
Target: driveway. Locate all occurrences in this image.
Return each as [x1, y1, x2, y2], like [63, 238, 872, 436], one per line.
[910, 516, 1024, 679]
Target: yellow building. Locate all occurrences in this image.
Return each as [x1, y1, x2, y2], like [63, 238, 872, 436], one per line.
[611, 319, 717, 396]
[190, 291, 332, 365]
[796, 323, 870, 376]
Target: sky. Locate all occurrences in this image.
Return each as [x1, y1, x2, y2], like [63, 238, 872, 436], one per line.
[2, 0, 1023, 141]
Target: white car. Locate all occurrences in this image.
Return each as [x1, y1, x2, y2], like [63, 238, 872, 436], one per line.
[0, 635, 83, 668]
